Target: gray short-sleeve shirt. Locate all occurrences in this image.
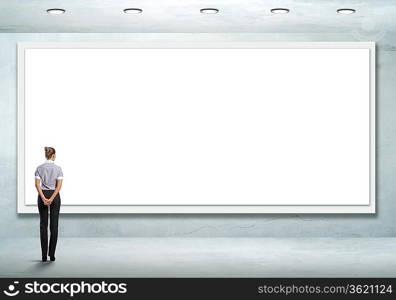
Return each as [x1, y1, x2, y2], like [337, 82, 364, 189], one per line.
[35, 160, 63, 190]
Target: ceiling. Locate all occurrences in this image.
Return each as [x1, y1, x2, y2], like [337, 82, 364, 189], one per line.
[0, 0, 394, 37]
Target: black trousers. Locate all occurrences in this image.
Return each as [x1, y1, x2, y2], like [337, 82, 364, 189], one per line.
[37, 189, 61, 258]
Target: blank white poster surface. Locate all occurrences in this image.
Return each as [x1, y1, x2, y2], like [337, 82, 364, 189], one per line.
[19, 43, 375, 213]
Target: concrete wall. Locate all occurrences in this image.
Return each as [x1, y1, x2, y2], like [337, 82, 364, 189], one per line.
[1, 33, 395, 237]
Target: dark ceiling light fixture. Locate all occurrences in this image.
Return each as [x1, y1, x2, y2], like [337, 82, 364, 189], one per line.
[337, 8, 356, 14]
[270, 8, 290, 14]
[200, 8, 219, 14]
[46, 8, 66, 15]
[123, 8, 143, 14]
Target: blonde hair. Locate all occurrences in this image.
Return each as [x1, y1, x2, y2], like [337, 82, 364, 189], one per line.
[44, 147, 56, 160]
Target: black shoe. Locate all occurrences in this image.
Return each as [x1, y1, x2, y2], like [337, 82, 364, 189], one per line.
[50, 256, 56, 261]
[42, 256, 47, 262]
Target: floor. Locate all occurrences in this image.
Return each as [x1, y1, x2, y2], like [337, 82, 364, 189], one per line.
[0, 238, 395, 277]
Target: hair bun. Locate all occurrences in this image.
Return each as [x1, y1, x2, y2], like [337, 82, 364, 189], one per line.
[44, 147, 55, 159]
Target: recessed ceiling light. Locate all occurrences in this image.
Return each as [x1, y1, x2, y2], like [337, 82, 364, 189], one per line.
[46, 8, 66, 15]
[200, 8, 219, 14]
[337, 8, 356, 15]
[123, 8, 143, 14]
[270, 8, 290, 14]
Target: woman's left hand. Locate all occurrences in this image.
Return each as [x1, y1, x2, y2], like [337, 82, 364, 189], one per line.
[44, 198, 53, 206]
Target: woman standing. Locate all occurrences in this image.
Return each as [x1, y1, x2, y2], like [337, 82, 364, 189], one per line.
[34, 147, 63, 262]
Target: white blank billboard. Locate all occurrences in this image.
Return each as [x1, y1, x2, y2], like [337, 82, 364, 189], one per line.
[17, 42, 375, 213]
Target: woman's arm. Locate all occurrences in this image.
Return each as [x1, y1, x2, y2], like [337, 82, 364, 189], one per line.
[35, 178, 49, 205]
[48, 179, 63, 204]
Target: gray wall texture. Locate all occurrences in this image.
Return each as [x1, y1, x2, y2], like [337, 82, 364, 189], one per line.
[0, 33, 395, 237]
